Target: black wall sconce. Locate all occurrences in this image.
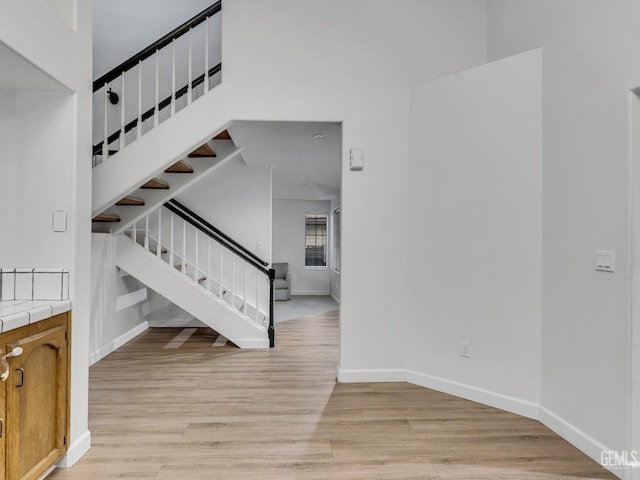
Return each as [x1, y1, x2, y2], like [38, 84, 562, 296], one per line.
[107, 88, 119, 105]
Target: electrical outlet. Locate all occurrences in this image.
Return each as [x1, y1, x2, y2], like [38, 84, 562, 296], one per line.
[461, 341, 471, 358]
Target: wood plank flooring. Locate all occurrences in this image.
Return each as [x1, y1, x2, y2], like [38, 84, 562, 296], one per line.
[49, 311, 615, 479]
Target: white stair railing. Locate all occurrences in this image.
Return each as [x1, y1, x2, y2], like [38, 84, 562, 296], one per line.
[123, 204, 272, 329]
[92, 2, 222, 165]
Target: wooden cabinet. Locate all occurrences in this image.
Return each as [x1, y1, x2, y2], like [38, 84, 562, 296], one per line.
[0, 345, 5, 480]
[0, 313, 70, 480]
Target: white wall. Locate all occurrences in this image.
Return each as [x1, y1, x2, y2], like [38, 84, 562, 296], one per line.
[221, 0, 487, 378]
[629, 93, 640, 480]
[177, 155, 272, 261]
[0, 92, 18, 265]
[273, 199, 331, 295]
[90, 234, 148, 364]
[0, 91, 76, 268]
[0, 0, 93, 465]
[14, 92, 75, 267]
[488, 0, 640, 469]
[50, 0, 77, 30]
[407, 49, 542, 417]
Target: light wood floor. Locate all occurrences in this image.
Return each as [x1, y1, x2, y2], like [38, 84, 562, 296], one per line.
[49, 312, 615, 479]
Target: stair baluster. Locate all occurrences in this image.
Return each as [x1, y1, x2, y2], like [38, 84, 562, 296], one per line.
[194, 226, 199, 283]
[154, 50, 159, 129]
[157, 208, 162, 257]
[188, 28, 193, 106]
[182, 218, 187, 274]
[204, 19, 210, 94]
[102, 83, 109, 160]
[121, 204, 273, 343]
[207, 237, 212, 292]
[120, 73, 126, 151]
[144, 216, 149, 250]
[137, 60, 142, 140]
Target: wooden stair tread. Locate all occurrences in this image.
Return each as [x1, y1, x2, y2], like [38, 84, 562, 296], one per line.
[141, 178, 170, 189]
[116, 196, 145, 206]
[93, 214, 121, 223]
[164, 160, 194, 174]
[188, 144, 216, 158]
[213, 130, 231, 140]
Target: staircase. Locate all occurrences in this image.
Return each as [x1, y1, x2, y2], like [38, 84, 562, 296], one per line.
[91, 2, 274, 348]
[116, 227, 270, 349]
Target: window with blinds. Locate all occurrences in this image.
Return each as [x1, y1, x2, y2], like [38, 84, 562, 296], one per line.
[305, 214, 327, 267]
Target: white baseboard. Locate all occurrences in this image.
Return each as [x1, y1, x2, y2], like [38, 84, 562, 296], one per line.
[406, 370, 539, 420]
[330, 293, 340, 305]
[89, 321, 149, 366]
[337, 368, 406, 383]
[338, 367, 624, 478]
[290, 290, 331, 296]
[539, 406, 622, 479]
[56, 429, 91, 468]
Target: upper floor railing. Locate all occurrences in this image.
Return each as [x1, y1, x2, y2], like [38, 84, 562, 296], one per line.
[92, 1, 222, 162]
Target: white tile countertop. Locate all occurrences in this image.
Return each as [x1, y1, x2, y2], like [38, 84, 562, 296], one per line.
[0, 300, 71, 334]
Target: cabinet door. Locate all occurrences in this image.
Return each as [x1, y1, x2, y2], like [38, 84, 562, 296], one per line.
[0, 345, 5, 480]
[6, 324, 68, 480]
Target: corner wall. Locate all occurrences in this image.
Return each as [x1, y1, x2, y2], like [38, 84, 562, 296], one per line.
[407, 49, 543, 417]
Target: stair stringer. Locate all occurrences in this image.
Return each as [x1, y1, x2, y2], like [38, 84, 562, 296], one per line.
[116, 235, 269, 349]
[93, 84, 234, 216]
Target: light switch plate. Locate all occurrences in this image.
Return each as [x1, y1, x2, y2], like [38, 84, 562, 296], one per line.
[349, 148, 364, 171]
[596, 250, 615, 272]
[52, 210, 67, 232]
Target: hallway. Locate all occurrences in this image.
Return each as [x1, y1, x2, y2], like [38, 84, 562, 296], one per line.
[50, 312, 613, 479]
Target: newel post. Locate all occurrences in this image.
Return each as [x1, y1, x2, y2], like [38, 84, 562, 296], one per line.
[268, 268, 275, 348]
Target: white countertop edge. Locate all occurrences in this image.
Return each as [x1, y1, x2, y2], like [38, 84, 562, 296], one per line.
[0, 300, 71, 334]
